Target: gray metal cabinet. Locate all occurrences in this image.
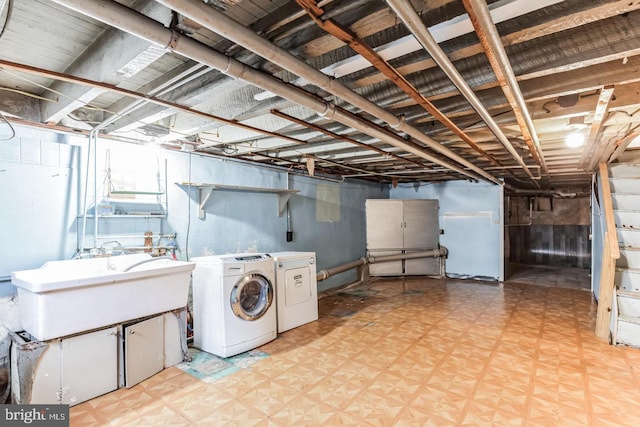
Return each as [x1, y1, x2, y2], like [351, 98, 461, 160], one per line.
[366, 199, 440, 276]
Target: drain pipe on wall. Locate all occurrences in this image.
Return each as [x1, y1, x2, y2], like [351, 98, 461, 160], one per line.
[51, 0, 487, 184]
[153, 0, 502, 186]
[385, 0, 537, 182]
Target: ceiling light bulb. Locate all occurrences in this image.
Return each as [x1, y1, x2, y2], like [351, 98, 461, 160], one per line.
[565, 132, 585, 148]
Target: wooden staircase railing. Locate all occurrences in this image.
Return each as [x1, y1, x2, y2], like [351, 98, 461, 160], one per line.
[595, 162, 621, 339]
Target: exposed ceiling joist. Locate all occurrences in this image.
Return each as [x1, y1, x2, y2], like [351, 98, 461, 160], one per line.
[580, 86, 615, 170]
[0, 0, 638, 191]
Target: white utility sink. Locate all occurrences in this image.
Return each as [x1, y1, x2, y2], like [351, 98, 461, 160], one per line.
[11, 254, 195, 341]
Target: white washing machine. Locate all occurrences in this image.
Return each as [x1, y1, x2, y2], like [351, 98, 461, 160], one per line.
[271, 252, 319, 333]
[191, 253, 276, 358]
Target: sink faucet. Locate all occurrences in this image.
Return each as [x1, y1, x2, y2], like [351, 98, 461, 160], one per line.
[100, 240, 122, 256]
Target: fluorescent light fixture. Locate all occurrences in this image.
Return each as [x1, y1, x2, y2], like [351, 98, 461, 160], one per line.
[565, 132, 585, 148]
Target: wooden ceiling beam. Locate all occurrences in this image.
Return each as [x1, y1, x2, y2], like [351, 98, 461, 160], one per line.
[579, 86, 615, 170]
[352, 0, 640, 89]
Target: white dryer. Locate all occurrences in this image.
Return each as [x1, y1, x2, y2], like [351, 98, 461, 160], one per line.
[271, 252, 319, 333]
[191, 253, 276, 358]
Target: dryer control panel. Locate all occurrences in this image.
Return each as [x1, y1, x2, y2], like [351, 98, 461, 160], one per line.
[234, 254, 271, 262]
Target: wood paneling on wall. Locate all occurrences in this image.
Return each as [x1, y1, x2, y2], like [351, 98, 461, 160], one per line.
[509, 225, 591, 269]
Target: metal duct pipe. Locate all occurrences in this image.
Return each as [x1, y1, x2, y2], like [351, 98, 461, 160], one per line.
[317, 258, 368, 282]
[50, 0, 482, 183]
[385, 0, 536, 181]
[462, 0, 548, 175]
[507, 189, 588, 198]
[316, 248, 448, 281]
[367, 248, 448, 264]
[154, 0, 502, 186]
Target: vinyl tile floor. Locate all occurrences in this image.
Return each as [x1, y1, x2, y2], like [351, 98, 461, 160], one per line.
[70, 273, 640, 426]
[505, 263, 591, 291]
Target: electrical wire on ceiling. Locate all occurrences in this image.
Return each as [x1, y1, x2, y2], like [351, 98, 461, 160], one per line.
[0, 111, 16, 141]
[456, 109, 515, 132]
[2, 63, 312, 156]
[66, 113, 100, 125]
[0, 67, 116, 116]
[0, 0, 19, 142]
[0, 0, 13, 40]
[608, 108, 640, 119]
[541, 99, 558, 114]
[0, 66, 195, 143]
[221, 145, 238, 155]
[0, 87, 57, 102]
[0, 65, 310, 151]
[396, 182, 436, 189]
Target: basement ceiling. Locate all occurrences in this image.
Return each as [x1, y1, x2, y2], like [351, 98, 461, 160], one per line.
[1, 0, 639, 192]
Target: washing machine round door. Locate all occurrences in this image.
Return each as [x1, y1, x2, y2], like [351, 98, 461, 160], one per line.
[230, 273, 274, 320]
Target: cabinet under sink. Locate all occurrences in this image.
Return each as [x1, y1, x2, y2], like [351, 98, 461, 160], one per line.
[10, 308, 188, 406]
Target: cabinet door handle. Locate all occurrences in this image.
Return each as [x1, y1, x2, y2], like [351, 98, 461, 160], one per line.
[129, 330, 136, 335]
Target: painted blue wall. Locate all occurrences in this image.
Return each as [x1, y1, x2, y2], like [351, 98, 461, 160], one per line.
[0, 125, 387, 297]
[390, 180, 504, 281]
[0, 126, 82, 291]
[1, 125, 503, 312]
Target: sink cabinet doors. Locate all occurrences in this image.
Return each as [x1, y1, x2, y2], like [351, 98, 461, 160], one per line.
[24, 327, 119, 405]
[123, 316, 164, 388]
[11, 309, 188, 406]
